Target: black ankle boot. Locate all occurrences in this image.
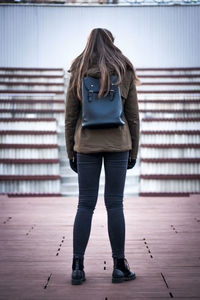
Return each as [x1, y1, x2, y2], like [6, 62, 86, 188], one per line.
[71, 255, 86, 285]
[112, 257, 136, 283]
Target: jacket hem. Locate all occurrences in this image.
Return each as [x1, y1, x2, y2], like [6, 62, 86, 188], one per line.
[73, 146, 132, 155]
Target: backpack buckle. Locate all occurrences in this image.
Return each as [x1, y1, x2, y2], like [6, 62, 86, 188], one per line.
[109, 89, 115, 101]
[88, 90, 94, 102]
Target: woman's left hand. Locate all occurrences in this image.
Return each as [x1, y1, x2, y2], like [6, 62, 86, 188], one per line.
[69, 152, 78, 173]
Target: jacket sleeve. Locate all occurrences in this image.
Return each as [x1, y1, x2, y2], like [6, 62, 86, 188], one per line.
[124, 72, 140, 160]
[65, 75, 81, 160]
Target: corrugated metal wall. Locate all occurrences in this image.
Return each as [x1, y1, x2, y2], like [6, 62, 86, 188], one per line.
[0, 4, 200, 69]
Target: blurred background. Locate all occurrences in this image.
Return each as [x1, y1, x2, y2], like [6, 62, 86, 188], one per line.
[0, 0, 200, 197]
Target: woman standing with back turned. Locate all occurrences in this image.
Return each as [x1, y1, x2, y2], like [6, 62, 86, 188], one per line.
[65, 28, 140, 285]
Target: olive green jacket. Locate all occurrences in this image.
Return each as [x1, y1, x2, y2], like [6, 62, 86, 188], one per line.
[65, 66, 140, 160]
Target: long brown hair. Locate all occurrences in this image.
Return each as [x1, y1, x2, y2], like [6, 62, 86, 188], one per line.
[68, 28, 141, 100]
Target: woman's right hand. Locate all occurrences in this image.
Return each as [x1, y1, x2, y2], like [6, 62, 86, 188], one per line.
[127, 158, 136, 169]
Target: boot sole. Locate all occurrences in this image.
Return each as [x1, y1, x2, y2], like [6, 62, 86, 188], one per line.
[71, 277, 86, 285]
[112, 273, 136, 283]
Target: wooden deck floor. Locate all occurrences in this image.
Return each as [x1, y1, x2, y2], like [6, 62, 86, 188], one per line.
[0, 194, 200, 300]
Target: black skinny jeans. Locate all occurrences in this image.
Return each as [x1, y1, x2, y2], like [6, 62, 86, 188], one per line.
[73, 150, 129, 259]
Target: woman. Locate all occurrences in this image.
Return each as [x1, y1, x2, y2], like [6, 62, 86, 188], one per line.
[65, 28, 140, 285]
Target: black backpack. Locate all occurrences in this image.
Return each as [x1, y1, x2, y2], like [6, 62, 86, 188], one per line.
[81, 74, 125, 129]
